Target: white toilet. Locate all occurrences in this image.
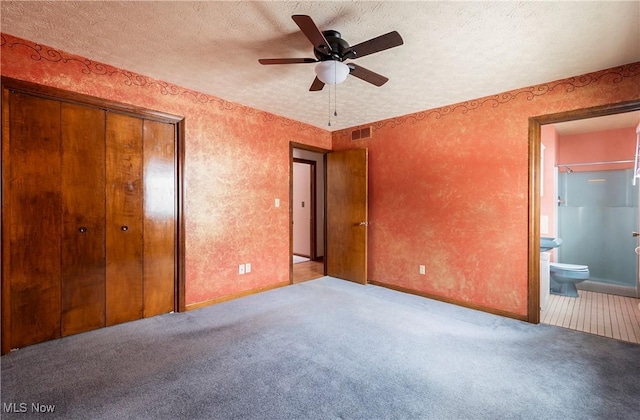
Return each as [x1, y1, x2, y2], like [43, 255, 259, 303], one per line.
[549, 263, 590, 298]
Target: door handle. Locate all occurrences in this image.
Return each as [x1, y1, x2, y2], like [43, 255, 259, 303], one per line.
[121, 225, 129, 232]
[78, 227, 87, 233]
[358, 221, 369, 226]
[633, 232, 639, 237]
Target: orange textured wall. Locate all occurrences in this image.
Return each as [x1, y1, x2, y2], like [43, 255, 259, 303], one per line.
[558, 126, 637, 172]
[332, 63, 640, 317]
[0, 34, 331, 306]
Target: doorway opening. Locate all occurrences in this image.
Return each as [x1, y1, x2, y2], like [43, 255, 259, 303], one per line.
[290, 143, 369, 285]
[291, 144, 328, 283]
[529, 99, 640, 344]
[293, 158, 317, 261]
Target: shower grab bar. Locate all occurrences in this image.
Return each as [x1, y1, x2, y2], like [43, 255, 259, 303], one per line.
[555, 159, 634, 167]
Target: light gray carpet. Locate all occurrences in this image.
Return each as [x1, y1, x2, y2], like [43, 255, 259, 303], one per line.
[2, 277, 639, 419]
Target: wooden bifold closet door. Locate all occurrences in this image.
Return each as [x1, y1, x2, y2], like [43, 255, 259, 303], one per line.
[104, 113, 176, 325]
[6, 92, 63, 348]
[61, 102, 107, 336]
[2, 88, 177, 352]
[105, 112, 144, 326]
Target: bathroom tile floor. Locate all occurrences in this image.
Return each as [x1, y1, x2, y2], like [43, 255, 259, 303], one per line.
[542, 290, 640, 344]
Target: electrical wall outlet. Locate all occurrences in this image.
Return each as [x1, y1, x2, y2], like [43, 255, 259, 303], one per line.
[245, 263, 251, 273]
[419, 265, 426, 275]
[275, 198, 280, 208]
[238, 264, 245, 275]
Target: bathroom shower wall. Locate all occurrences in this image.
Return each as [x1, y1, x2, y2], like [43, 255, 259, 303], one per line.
[558, 169, 638, 289]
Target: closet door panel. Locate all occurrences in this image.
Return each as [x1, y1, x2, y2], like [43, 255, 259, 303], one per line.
[143, 120, 176, 317]
[106, 113, 144, 326]
[61, 103, 106, 336]
[8, 92, 62, 348]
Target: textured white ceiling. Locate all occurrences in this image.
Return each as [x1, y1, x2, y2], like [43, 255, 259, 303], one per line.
[1, 1, 639, 131]
[554, 111, 640, 136]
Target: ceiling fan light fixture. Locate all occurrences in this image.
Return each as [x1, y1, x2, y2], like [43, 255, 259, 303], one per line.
[315, 60, 349, 85]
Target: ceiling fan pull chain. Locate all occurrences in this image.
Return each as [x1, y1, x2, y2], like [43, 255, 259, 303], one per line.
[334, 83, 338, 118]
[328, 83, 332, 126]
[334, 64, 338, 118]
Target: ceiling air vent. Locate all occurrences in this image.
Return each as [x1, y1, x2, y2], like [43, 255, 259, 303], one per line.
[351, 126, 372, 141]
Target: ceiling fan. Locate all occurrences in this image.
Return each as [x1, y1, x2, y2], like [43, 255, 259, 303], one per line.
[258, 15, 403, 91]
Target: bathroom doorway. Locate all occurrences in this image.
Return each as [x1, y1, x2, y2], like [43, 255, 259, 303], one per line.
[534, 108, 640, 343]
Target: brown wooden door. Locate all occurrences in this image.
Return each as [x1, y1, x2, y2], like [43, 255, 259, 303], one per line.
[326, 148, 368, 284]
[105, 113, 144, 326]
[5, 92, 63, 348]
[142, 120, 176, 317]
[60, 103, 107, 336]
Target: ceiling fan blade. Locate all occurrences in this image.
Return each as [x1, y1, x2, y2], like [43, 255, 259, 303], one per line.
[348, 64, 389, 87]
[258, 58, 318, 65]
[292, 15, 330, 54]
[348, 31, 403, 59]
[309, 77, 325, 91]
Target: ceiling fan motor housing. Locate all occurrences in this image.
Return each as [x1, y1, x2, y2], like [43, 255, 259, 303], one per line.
[315, 30, 355, 62]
